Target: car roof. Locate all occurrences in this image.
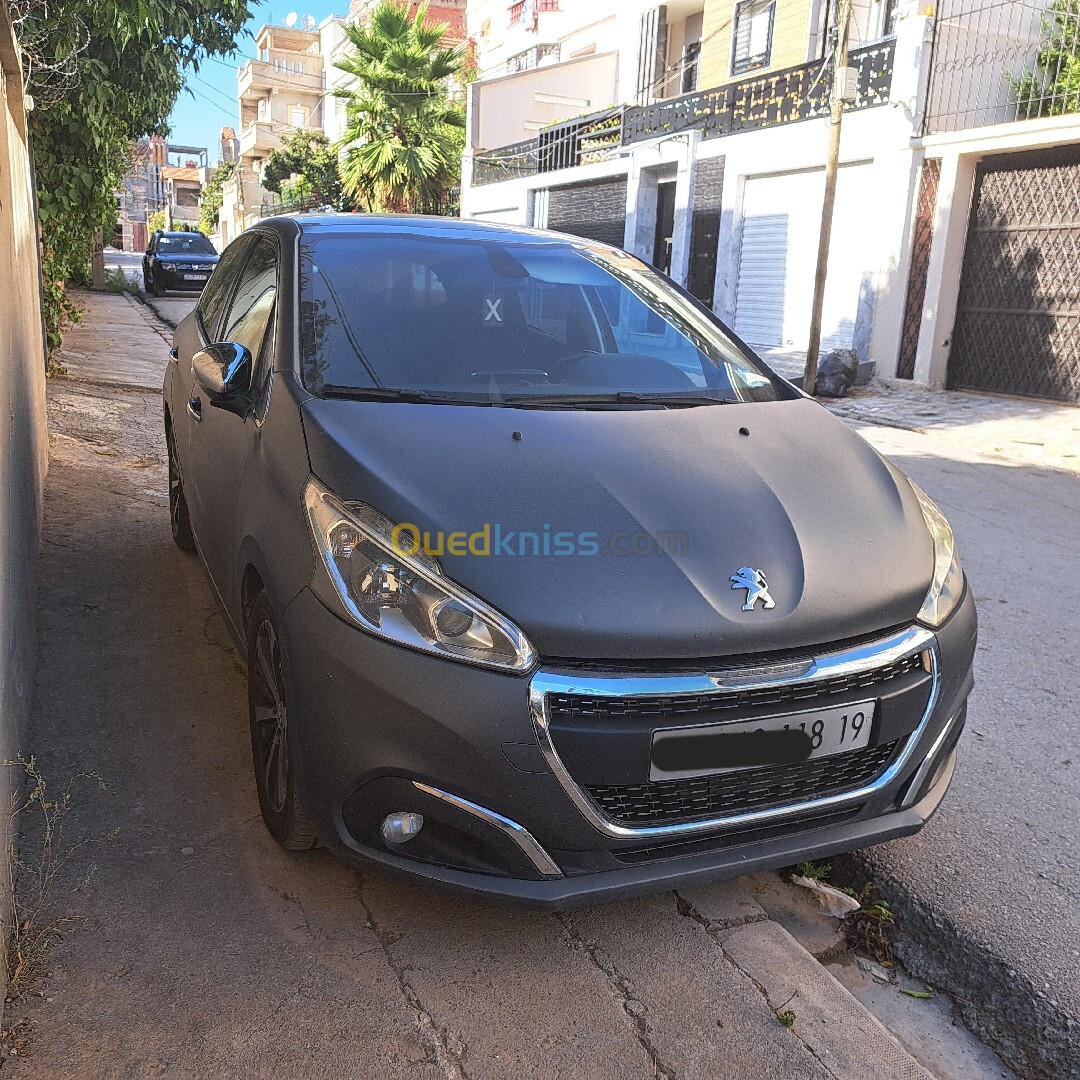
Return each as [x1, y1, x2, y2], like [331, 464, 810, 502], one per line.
[251, 213, 602, 248]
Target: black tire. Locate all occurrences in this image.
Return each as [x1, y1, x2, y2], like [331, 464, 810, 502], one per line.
[142, 273, 152, 292]
[166, 426, 196, 553]
[246, 592, 317, 851]
[153, 272, 165, 298]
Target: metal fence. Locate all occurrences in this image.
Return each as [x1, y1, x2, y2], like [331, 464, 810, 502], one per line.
[472, 137, 543, 186]
[924, 0, 1080, 135]
[621, 38, 895, 145]
[472, 109, 624, 187]
[471, 40, 896, 187]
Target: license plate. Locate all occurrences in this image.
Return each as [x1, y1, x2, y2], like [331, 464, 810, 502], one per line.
[183, 274, 207, 281]
[650, 701, 876, 781]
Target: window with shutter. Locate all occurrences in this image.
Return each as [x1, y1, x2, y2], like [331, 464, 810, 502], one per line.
[731, 0, 775, 76]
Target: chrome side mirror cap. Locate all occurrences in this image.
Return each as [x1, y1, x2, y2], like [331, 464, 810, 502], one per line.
[192, 342, 253, 417]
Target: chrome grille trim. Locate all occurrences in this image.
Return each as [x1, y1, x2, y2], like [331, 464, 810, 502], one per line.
[528, 625, 939, 840]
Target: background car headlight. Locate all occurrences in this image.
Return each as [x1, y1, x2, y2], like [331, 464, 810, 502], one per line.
[304, 478, 536, 672]
[909, 480, 965, 627]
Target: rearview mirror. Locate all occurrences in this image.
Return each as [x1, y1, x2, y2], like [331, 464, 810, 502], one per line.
[192, 342, 253, 417]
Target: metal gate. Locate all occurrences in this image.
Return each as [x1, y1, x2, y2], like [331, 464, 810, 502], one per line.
[949, 147, 1080, 403]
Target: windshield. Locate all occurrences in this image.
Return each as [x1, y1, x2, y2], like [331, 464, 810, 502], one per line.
[299, 232, 790, 406]
[158, 234, 216, 256]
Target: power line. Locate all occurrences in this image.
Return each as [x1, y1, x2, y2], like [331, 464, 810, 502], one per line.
[189, 72, 242, 113]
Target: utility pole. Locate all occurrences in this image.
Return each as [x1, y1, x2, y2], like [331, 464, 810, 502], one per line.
[803, 0, 854, 396]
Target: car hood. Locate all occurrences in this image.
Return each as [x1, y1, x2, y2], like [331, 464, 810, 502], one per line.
[300, 397, 933, 661]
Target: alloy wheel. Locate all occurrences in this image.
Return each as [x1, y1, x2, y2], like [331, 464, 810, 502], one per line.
[251, 618, 289, 815]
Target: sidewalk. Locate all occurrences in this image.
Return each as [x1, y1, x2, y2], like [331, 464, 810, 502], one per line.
[763, 350, 1080, 476]
[6, 290, 942, 1079]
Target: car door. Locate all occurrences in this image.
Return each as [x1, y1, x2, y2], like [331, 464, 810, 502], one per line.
[184, 233, 279, 609]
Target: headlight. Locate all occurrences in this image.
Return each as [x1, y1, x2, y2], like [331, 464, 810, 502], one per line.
[303, 477, 536, 672]
[909, 480, 964, 627]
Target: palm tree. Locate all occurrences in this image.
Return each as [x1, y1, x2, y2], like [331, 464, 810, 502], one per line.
[334, 1, 465, 214]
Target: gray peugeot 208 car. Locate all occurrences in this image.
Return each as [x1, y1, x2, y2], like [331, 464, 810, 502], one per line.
[164, 215, 976, 905]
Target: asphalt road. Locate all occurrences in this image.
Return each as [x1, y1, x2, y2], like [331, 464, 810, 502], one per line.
[840, 425, 1080, 1078]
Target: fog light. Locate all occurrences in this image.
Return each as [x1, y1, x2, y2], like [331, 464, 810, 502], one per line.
[381, 811, 424, 844]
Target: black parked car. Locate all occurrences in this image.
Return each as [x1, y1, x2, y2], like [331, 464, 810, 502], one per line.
[164, 215, 976, 906]
[143, 230, 219, 297]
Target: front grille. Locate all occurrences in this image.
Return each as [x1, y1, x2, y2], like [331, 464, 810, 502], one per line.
[586, 739, 902, 826]
[548, 653, 923, 721]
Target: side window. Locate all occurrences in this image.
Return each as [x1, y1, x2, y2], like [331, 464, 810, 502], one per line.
[219, 237, 278, 405]
[198, 237, 253, 342]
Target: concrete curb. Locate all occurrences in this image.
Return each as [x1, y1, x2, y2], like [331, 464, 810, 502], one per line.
[678, 884, 935, 1080]
[834, 852, 1076, 1080]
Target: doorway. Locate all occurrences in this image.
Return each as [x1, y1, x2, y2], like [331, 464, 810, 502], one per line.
[653, 181, 677, 275]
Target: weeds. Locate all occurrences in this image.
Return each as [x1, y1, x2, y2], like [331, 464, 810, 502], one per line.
[774, 991, 798, 1029]
[786, 862, 897, 962]
[3, 756, 110, 998]
[843, 887, 896, 964]
[793, 860, 831, 882]
[104, 266, 137, 295]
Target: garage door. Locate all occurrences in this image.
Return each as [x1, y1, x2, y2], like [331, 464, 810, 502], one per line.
[546, 178, 629, 249]
[733, 166, 875, 352]
[949, 146, 1080, 403]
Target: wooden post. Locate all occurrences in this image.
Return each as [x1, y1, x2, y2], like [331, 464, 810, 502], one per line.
[803, 0, 853, 396]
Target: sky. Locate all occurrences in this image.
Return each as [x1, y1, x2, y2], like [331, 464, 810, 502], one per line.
[167, 1, 344, 155]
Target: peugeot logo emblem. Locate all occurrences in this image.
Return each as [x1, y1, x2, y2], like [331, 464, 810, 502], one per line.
[730, 567, 775, 612]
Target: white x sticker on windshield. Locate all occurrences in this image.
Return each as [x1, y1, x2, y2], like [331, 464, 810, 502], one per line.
[483, 298, 503, 323]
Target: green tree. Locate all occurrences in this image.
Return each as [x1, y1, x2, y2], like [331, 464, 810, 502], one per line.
[262, 130, 346, 210]
[1013, 0, 1080, 118]
[199, 160, 237, 236]
[334, 0, 465, 214]
[15, 0, 251, 348]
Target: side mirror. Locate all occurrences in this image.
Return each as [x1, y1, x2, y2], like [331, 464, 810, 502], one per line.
[192, 342, 253, 418]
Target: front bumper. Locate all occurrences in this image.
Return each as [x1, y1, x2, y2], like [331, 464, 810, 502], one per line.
[155, 263, 213, 291]
[279, 585, 976, 907]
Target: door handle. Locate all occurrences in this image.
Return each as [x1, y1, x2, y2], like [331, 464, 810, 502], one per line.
[187, 396, 203, 423]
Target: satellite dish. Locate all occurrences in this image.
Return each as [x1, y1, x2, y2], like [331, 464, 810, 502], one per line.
[302, 13, 316, 30]
[284, 11, 298, 27]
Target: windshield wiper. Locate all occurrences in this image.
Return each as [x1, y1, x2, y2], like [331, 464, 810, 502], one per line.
[497, 391, 734, 409]
[317, 386, 489, 406]
[614, 391, 733, 407]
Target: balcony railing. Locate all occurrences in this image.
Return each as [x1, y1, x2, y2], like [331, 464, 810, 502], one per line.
[471, 41, 896, 187]
[924, 0, 1080, 135]
[473, 108, 623, 186]
[506, 43, 561, 74]
[472, 138, 542, 186]
[239, 121, 290, 157]
[238, 59, 324, 99]
[622, 38, 896, 145]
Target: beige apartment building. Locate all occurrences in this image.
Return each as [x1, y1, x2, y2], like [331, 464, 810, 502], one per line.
[218, 22, 327, 245]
